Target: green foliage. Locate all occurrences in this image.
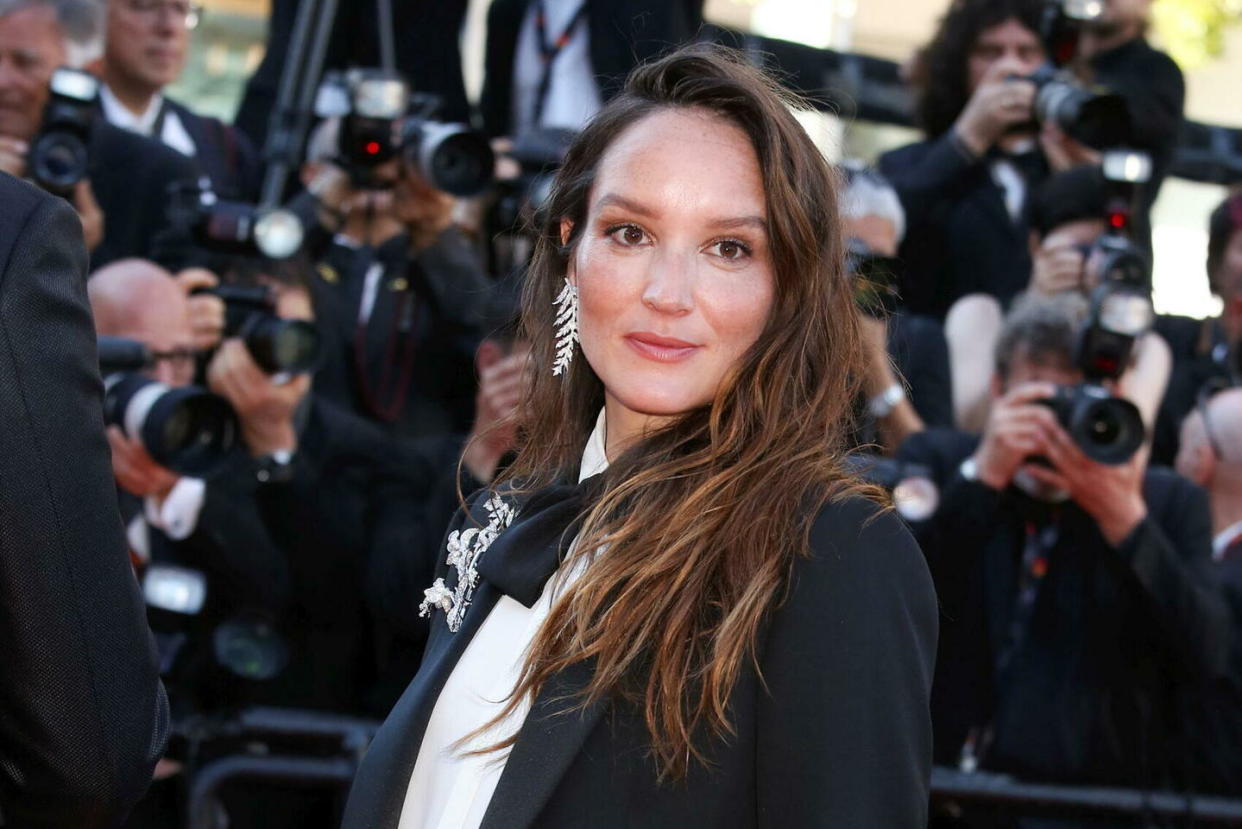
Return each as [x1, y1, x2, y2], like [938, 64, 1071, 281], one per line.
[1152, 0, 1242, 68]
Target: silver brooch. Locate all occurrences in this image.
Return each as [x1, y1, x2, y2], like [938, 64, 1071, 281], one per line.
[419, 494, 518, 632]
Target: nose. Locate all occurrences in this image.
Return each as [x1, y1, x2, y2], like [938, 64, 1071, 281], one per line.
[153, 361, 178, 387]
[640, 249, 695, 315]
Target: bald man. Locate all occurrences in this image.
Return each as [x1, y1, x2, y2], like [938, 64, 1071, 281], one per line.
[1174, 389, 1242, 794]
[1176, 388, 1242, 565]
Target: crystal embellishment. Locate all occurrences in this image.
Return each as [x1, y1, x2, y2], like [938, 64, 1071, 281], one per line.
[419, 494, 518, 632]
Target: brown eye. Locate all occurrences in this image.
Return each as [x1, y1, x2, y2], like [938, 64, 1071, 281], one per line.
[608, 224, 648, 246]
[710, 239, 751, 261]
[623, 226, 644, 245]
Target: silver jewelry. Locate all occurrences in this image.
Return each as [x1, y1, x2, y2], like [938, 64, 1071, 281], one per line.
[552, 278, 579, 377]
[419, 494, 518, 632]
[866, 383, 906, 419]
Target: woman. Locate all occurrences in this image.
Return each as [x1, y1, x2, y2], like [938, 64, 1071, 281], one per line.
[342, 44, 938, 829]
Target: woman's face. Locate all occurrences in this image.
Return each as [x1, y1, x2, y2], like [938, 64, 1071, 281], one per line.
[568, 108, 775, 442]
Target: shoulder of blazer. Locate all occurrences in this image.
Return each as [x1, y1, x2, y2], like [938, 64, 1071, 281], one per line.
[782, 493, 936, 625]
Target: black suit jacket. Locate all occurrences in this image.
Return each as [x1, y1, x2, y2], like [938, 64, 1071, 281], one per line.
[0, 173, 166, 826]
[878, 134, 1041, 320]
[479, 0, 703, 137]
[88, 118, 199, 270]
[898, 429, 1229, 788]
[341, 492, 938, 828]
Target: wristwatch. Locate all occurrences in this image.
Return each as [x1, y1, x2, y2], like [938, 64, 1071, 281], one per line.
[867, 383, 906, 419]
[255, 449, 296, 484]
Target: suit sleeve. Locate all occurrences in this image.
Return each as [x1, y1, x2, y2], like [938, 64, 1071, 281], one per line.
[756, 497, 938, 827]
[1110, 476, 1229, 678]
[0, 185, 167, 827]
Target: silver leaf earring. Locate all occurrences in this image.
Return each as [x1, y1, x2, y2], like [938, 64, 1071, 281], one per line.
[552, 277, 579, 377]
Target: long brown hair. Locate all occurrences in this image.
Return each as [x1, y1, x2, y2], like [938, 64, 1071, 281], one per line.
[480, 43, 872, 780]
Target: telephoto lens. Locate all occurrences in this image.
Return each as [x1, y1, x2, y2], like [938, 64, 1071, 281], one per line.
[103, 373, 239, 476]
[1042, 384, 1144, 465]
[401, 118, 495, 197]
[1025, 65, 1130, 148]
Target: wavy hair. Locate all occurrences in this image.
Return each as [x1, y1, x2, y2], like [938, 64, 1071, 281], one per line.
[474, 43, 873, 781]
[908, 0, 1044, 138]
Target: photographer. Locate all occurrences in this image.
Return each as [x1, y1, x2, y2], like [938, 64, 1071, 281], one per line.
[100, 0, 261, 199]
[880, 0, 1107, 319]
[840, 165, 953, 452]
[899, 294, 1227, 816]
[1151, 192, 1242, 465]
[298, 116, 489, 439]
[947, 164, 1171, 433]
[0, 0, 197, 269]
[89, 261, 293, 701]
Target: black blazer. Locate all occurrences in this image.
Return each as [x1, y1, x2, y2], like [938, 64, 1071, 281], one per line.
[0, 173, 167, 826]
[479, 0, 703, 137]
[878, 134, 1041, 320]
[88, 117, 199, 270]
[341, 491, 938, 828]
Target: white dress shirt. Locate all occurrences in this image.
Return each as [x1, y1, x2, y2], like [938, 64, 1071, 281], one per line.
[398, 409, 608, 829]
[99, 83, 197, 159]
[1213, 518, 1242, 562]
[511, 0, 602, 136]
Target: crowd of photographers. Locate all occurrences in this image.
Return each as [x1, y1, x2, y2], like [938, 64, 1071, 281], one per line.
[2, 0, 1240, 824]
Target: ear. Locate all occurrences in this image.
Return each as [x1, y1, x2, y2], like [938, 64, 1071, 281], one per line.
[475, 338, 505, 374]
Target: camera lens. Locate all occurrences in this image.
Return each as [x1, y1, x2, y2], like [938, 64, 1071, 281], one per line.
[1070, 393, 1144, 465]
[407, 121, 495, 197]
[30, 132, 89, 194]
[104, 374, 239, 476]
[245, 318, 322, 374]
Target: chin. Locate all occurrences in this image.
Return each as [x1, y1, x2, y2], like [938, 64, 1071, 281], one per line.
[607, 382, 712, 420]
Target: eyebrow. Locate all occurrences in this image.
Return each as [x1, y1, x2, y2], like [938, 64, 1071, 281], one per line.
[594, 192, 767, 233]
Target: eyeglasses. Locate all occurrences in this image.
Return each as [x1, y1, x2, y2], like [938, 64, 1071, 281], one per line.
[147, 347, 198, 384]
[123, 0, 204, 31]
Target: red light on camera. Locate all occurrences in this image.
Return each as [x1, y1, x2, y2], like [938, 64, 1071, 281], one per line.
[365, 141, 381, 156]
[1108, 212, 1127, 230]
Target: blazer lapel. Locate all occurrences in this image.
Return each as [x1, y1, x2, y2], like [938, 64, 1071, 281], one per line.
[479, 657, 608, 829]
[340, 582, 501, 829]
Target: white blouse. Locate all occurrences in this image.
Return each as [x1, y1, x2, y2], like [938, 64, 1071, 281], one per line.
[397, 410, 609, 828]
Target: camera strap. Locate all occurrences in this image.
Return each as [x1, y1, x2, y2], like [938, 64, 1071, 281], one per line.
[994, 519, 1059, 687]
[532, 0, 589, 126]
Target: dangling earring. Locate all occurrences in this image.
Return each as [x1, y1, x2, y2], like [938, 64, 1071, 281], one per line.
[552, 278, 579, 377]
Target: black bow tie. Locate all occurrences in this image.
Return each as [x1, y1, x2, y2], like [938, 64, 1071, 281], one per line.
[476, 474, 604, 607]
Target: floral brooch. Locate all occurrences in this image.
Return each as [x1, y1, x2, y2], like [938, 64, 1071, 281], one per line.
[419, 494, 517, 632]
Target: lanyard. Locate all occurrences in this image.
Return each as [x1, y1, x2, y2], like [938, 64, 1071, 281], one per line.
[532, 0, 589, 126]
[995, 519, 1058, 686]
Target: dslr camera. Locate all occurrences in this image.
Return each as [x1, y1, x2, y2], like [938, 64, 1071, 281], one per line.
[1039, 151, 1154, 465]
[29, 67, 99, 196]
[1007, 0, 1131, 148]
[98, 336, 239, 476]
[193, 284, 323, 375]
[317, 69, 494, 196]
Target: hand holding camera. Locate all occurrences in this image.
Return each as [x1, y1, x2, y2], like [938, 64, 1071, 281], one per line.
[176, 268, 227, 351]
[1019, 421, 1147, 546]
[207, 339, 310, 457]
[106, 425, 180, 502]
[972, 381, 1061, 490]
[954, 61, 1038, 156]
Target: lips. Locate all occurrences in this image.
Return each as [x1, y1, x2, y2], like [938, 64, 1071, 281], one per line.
[623, 332, 701, 363]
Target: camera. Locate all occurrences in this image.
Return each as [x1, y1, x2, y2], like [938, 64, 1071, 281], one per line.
[199, 284, 322, 375]
[99, 336, 240, 476]
[29, 67, 99, 196]
[1040, 384, 1144, 465]
[1007, 0, 1131, 149]
[846, 237, 901, 318]
[169, 180, 305, 260]
[319, 69, 494, 196]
